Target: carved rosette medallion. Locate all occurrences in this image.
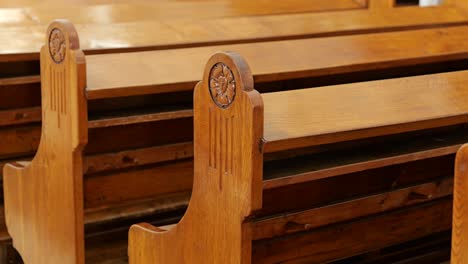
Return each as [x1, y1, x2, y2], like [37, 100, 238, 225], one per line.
[209, 63, 236, 108]
[49, 28, 66, 63]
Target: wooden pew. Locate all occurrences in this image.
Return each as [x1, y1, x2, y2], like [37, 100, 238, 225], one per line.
[5, 24, 468, 158]
[5, 19, 464, 262]
[4, 21, 468, 262]
[128, 51, 468, 263]
[452, 144, 468, 263]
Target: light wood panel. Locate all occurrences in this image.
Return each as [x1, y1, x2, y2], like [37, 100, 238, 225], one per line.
[3, 21, 87, 264]
[1, 5, 467, 62]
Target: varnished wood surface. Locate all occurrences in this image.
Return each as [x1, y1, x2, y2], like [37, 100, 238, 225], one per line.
[128, 52, 461, 263]
[128, 52, 264, 263]
[254, 177, 453, 240]
[252, 198, 453, 263]
[1, 5, 468, 62]
[452, 144, 468, 263]
[3, 21, 88, 263]
[4, 24, 468, 132]
[4, 25, 468, 162]
[263, 70, 468, 152]
[0, 0, 364, 27]
[84, 25, 468, 99]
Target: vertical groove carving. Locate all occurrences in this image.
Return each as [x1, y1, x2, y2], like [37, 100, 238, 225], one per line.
[208, 106, 234, 190]
[209, 108, 213, 167]
[48, 66, 67, 128]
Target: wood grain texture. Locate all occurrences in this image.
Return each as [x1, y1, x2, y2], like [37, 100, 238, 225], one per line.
[0, 0, 364, 28]
[254, 177, 453, 240]
[128, 52, 264, 263]
[3, 20, 87, 264]
[3, 0, 363, 26]
[84, 25, 468, 99]
[252, 198, 453, 263]
[263, 70, 468, 152]
[368, 0, 395, 9]
[1, 5, 468, 62]
[452, 144, 468, 264]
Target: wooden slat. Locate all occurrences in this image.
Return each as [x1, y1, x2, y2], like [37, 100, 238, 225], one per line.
[253, 177, 453, 240]
[84, 142, 193, 174]
[84, 160, 193, 208]
[84, 192, 188, 226]
[1, 6, 467, 62]
[84, 25, 468, 99]
[0, 107, 41, 126]
[263, 70, 468, 152]
[261, 154, 454, 217]
[263, 131, 466, 189]
[252, 198, 453, 263]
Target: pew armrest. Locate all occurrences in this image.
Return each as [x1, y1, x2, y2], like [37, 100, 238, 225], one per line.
[4, 161, 31, 175]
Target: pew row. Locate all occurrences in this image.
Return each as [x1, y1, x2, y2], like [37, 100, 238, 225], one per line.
[2, 2, 468, 63]
[5, 24, 468, 159]
[0, 0, 365, 27]
[4, 22, 468, 262]
[128, 52, 468, 263]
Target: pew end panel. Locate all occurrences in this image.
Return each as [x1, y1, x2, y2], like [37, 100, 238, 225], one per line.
[452, 144, 468, 263]
[128, 51, 264, 263]
[3, 20, 88, 264]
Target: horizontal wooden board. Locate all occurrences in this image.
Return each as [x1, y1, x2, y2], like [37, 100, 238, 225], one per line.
[0, 0, 363, 27]
[84, 25, 468, 99]
[263, 70, 468, 152]
[1, 6, 467, 62]
[261, 154, 454, 216]
[254, 178, 452, 240]
[252, 198, 453, 263]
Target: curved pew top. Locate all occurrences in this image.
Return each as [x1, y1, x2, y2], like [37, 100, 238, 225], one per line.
[84, 25, 468, 99]
[1, 5, 467, 62]
[263, 70, 468, 153]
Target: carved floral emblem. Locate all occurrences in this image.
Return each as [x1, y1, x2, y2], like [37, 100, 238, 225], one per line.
[49, 28, 66, 63]
[209, 63, 236, 108]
